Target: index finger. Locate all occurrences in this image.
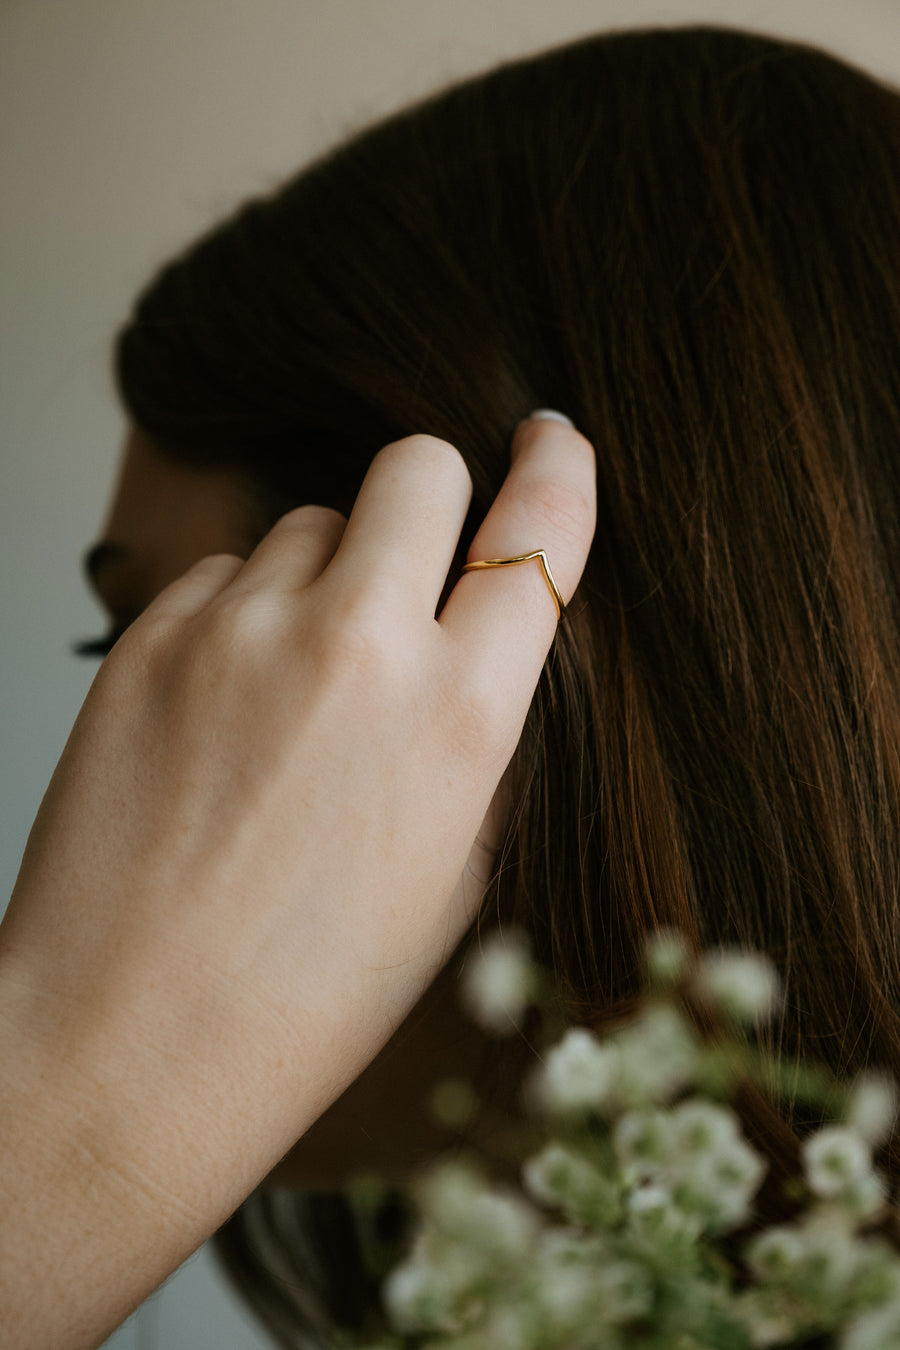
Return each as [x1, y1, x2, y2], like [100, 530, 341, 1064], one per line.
[438, 412, 596, 707]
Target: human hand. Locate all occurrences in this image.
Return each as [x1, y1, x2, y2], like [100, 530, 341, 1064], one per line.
[0, 413, 595, 1347]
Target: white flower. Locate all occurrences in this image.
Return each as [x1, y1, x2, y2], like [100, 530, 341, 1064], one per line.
[390, 1165, 543, 1338]
[677, 1135, 766, 1233]
[692, 948, 782, 1024]
[841, 1300, 900, 1350]
[522, 1143, 597, 1209]
[644, 928, 691, 987]
[625, 1179, 704, 1246]
[663, 1100, 765, 1233]
[419, 1164, 541, 1272]
[481, 1299, 539, 1349]
[614, 1098, 765, 1234]
[733, 1287, 805, 1348]
[614, 1004, 701, 1105]
[529, 1229, 651, 1335]
[745, 1226, 807, 1283]
[464, 1189, 541, 1261]
[803, 1125, 873, 1199]
[378, 942, 900, 1350]
[383, 1246, 462, 1335]
[842, 1170, 889, 1222]
[418, 1159, 482, 1222]
[845, 1073, 900, 1147]
[627, 1181, 673, 1216]
[792, 1210, 867, 1296]
[534, 1027, 620, 1115]
[595, 1258, 655, 1321]
[749, 1206, 889, 1310]
[612, 1108, 669, 1185]
[533, 1250, 602, 1329]
[669, 1098, 744, 1157]
[532, 1242, 654, 1332]
[460, 927, 536, 1035]
[522, 1142, 621, 1227]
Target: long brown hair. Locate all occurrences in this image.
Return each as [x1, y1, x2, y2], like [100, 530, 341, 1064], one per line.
[115, 23, 900, 1343]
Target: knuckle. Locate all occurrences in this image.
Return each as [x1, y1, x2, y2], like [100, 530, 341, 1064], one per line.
[149, 553, 244, 612]
[200, 591, 277, 654]
[314, 593, 403, 682]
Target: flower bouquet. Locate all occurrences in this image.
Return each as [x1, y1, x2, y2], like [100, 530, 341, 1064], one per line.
[346, 931, 900, 1349]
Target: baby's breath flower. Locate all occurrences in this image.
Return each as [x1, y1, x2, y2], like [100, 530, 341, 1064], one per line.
[534, 1027, 619, 1116]
[693, 948, 782, 1024]
[531, 1236, 607, 1332]
[595, 1258, 655, 1322]
[469, 1189, 540, 1261]
[644, 928, 691, 988]
[460, 927, 537, 1035]
[842, 1170, 889, 1222]
[626, 1180, 673, 1217]
[374, 940, 900, 1350]
[750, 1206, 890, 1316]
[625, 1179, 704, 1247]
[669, 1098, 744, 1156]
[425, 1177, 541, 1266]
[480, 1298, 540, 1350]
[745, 1226, 807, 1284]
[614, 1098, 766, 1234]
[417, 1158, 482, 1223]
[522, 1143, 590, 1208]
[614, 1004, 701, 1106]
[676, 1134, 766, 1233]
[612, 1108, 669, 1185]
[528, 1229, 653, 1340]
[388, 1166, 544, 1338]
[383, 1240, 462, 1335]
[732, 1287, 806, 1347]
[841, 1300, 900, 1350]
[522, 1142, 621, 1227]
[803, 1125, 873, 1199]
[845, 1073, 900, 1147]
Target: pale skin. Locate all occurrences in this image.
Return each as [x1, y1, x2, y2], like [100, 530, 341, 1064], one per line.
[82, 429, 527, 1188]
[0, 414, 596, 1350]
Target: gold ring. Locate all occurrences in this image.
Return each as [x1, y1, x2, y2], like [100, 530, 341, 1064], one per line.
[462, 550, 565, 622]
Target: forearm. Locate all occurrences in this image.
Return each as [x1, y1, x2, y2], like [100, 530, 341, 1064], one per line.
[0, 822, 457, 1349]
[0, 952, 324, 1350]
[1, 1059, 197, 1350]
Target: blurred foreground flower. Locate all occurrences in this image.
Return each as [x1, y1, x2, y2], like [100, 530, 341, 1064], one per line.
[345, 931, 900, 1350]
[459, 925, 537, 1035]
[692, 948, 783, 1025]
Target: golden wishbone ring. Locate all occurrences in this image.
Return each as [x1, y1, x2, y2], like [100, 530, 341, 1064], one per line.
[462, 550, 565, 622]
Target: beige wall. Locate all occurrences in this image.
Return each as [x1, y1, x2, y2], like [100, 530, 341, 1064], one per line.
[3, 1, 899, 1345]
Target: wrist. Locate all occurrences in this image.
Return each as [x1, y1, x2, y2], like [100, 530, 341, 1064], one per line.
[0, 950, 294, 1350]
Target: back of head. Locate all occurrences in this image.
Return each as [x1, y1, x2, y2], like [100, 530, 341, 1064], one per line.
[117, 17, 900, 1287]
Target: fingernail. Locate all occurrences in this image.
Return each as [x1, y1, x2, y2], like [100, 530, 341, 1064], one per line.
[526, 408, 575, 428]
